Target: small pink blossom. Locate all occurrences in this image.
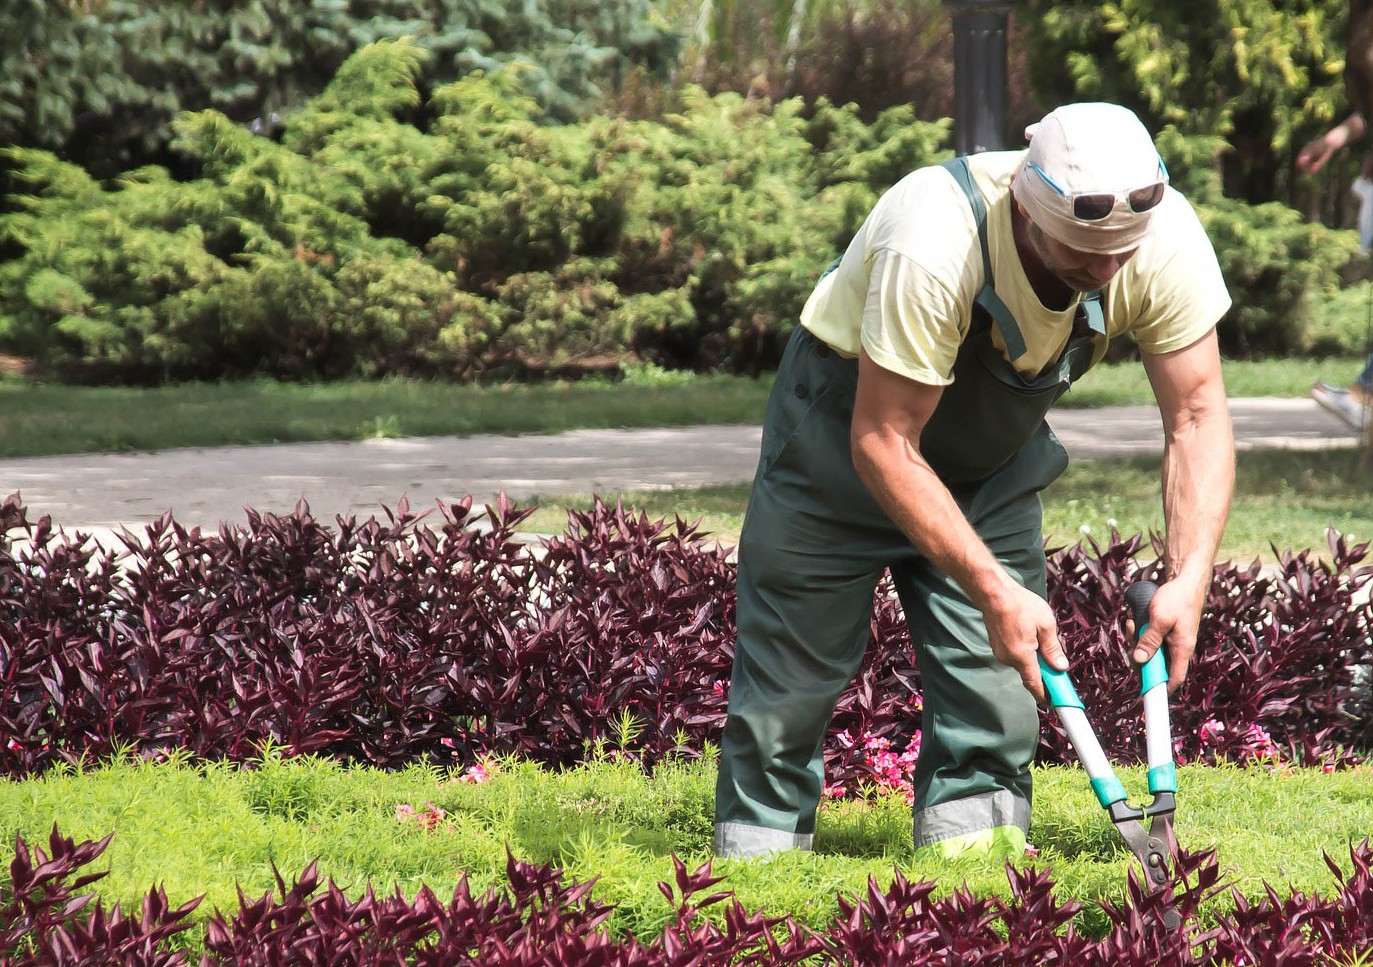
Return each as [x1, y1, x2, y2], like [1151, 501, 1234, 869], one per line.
[1198, 719, 1226, 745]
[829, 729, 922, 803]
[457, 760, 496, 784]
[417, 802, 446, 830]
[1195, 718, 1286, 766]
[395, 801, 447, 830]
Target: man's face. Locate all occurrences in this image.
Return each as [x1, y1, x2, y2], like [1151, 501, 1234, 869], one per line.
[1026, 219, 1138, 292]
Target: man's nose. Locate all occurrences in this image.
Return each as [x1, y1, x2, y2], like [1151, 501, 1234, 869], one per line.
[1084, 253, 1126, 283]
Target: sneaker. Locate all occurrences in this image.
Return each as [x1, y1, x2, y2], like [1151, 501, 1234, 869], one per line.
[1311, 381, 1366, 430]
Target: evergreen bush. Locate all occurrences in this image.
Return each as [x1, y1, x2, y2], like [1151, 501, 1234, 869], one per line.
[0, 40, 949, 383]
[1, 0, 680, 173]
[0, 38, 1357, 381]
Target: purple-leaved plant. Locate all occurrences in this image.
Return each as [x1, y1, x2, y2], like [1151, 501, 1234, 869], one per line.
[1, 495, 1369, 792]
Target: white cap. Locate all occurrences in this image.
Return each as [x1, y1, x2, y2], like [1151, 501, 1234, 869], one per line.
[1010, 103, 1166, 255]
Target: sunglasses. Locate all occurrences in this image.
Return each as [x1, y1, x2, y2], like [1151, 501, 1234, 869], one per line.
[1028, 159, 1169, 222]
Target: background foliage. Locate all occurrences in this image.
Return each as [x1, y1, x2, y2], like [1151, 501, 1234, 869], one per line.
[0, 0, 680, 172]
[0, 40, 947, 383]
[1, 1, 1369, 383]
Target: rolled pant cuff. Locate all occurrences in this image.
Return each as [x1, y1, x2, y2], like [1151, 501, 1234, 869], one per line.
[912, 789, 1030, 850]
[714, 822, 813, 858]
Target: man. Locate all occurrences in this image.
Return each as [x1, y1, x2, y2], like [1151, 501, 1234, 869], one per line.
[714, 102, 1235, 860]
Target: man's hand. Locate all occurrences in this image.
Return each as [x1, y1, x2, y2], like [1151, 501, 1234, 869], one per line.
[1296, 113, 1367, 175]
[1127, 577, 1204, 693]
[980, 580, 1068, 705]
[1297, 134, 1339, 174]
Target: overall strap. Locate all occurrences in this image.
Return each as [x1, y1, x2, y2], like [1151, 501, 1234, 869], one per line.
[940, 157, 1028, 361]
[1079, 291, 1106, 335]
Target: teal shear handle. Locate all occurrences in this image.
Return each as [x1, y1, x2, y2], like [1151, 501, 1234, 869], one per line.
[1039, 581, 1174, 808]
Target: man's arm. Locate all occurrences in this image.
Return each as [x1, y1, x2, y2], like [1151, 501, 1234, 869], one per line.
[1137, 328, 1235, 692]
[850, 349, 1069, 704]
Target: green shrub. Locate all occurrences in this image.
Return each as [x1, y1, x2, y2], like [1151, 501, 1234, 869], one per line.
[1, 35, 1355, 382]
[0, 0, 680, 174]
[1305, 278, 1373, 355]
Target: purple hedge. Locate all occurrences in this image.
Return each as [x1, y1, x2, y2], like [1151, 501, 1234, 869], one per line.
[1, 493, 1370, 789]
[4, 825, 1373, 964]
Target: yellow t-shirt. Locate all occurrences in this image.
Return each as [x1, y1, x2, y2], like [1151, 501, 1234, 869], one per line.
[799, 151, 1231, 384]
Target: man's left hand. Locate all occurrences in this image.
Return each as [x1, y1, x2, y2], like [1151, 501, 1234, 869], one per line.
[1127, 578, 1204, 693]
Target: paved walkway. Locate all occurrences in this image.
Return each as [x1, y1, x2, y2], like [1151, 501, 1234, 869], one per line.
[0, 396, 1361, 536]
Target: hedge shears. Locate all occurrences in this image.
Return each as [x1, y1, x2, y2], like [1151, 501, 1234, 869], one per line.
[1038, 581, 1180, 927]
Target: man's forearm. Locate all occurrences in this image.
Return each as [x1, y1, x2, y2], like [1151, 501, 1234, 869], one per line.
[852, 429, 1014, 609]
[1161, 410, 1235, 590]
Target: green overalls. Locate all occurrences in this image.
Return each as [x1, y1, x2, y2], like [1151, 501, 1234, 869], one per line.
[715, 157, 1108, 859]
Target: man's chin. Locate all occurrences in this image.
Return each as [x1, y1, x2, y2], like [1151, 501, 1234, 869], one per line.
[1059, 273, 1101, 293]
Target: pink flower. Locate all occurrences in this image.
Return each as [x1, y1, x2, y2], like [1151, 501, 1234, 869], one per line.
[1198, 719, 1226, 745]
[417, 802, 446, 830]
[458, 760, 495, 784]
[396, 802, 446, 830]
[822, 783, 847, 799]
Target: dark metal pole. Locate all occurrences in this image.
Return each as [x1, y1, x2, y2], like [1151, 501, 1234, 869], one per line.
[944, 0, 1013, 155]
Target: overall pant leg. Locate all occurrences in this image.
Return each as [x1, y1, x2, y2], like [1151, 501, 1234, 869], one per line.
[891, 425, 1068, 858]
[715, 328, 907, 857]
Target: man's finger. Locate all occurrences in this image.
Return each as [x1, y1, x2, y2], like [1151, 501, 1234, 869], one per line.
[1131, 627, 1163, 666]
[1167, 648, 1193, 694]
[1022, 671, 1046, 706]
[1039, 629, 1069, 673]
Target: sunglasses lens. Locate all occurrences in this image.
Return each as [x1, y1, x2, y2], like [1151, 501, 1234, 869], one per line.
[1072, 194, 1116, 221]
[1128, 181, 1166, 213]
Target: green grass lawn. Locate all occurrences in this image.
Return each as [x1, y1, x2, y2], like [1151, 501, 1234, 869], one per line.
[0, 356, 1360, 458]
[0, 371, 775, 459]
[2, 753, 1370, 949]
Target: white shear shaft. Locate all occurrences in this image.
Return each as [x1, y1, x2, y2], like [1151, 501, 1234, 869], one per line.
[1143, 684, 1172, 769]
[1055, 706, 1114, 781]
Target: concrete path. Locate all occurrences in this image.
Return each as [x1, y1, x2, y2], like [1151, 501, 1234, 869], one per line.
[0, 396, 1361, 535]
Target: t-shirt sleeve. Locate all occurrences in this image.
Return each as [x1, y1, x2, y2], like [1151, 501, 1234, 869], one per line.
[1126, 196, 1232, 355]
[859, 248, 966, 385]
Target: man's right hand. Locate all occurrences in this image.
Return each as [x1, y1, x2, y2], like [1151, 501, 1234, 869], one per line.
[980, 580, 1068, 706]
